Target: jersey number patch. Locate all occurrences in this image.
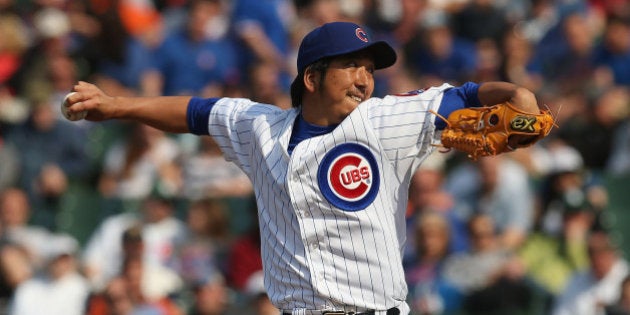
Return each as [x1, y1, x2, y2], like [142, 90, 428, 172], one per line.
[317, 143, 380, 211]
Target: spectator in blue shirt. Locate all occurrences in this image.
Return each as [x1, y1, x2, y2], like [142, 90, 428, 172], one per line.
[403, 9, 478, 85]
[593, 15, 630, 86]
[230, 0, 292, 90]
[144, 0, 240, 97]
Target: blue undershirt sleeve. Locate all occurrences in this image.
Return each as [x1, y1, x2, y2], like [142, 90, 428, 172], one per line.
[435, 82, 481, 130]
[187, 97, 220, 135]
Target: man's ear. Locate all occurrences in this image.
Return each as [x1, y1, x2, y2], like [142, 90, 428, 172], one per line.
[303, 68, 318, 93]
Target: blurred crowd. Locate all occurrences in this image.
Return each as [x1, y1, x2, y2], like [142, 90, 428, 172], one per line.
[1, 0, 630, 314]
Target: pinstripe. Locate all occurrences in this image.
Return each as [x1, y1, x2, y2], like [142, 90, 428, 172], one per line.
[358, 109, 394, 303]
[293, 148, 323, 307]
[296, 151, 315, 307]
[205, 84, 451, 313]
[332, 122, 361, 307]
[346, 112, 380, 304]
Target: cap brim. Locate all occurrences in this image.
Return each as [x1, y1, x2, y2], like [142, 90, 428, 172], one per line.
[365, 41, 397, 69]
[314, 40, 397, 71]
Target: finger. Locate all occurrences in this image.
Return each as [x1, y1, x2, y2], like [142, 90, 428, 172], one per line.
[67, 91, 95, 113]
[65, 92, 81, 107]
[68, 99, 92, 113]
[72, 81, 96, 97]
[61, 92, 88, 121]
[76, 81, 93, 89]
[67, 101, 81, 112]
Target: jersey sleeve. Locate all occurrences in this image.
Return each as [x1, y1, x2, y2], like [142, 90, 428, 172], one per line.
[366, 84, 447, 173]
[434, 81, 481, 129]
[368, 83, 479, 175]
[192, 97, 281, 176]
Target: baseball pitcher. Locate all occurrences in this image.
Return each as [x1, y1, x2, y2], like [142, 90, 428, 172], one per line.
[62, 22, 553, 315]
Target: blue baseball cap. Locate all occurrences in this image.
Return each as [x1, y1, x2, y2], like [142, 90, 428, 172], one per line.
[297, 22, 397, 73]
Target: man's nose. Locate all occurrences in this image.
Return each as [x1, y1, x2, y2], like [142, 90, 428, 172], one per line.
[355, 67, 370, 86]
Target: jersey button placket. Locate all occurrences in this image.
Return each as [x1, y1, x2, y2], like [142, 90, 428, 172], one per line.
[307, 240, 326, 287]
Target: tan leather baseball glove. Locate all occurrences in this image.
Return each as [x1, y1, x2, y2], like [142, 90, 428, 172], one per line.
[436, 102, 556, 160]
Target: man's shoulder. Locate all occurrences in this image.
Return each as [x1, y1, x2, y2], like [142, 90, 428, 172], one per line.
[213, 98, 296, 124]
[371, 84, 453, 106]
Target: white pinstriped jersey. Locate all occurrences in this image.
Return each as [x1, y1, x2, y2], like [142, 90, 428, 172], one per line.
[205, 83, 452, 314]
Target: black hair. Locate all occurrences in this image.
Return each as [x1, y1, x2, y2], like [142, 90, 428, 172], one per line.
[290, 58, 331, 108]
[122, 225, 143, 243]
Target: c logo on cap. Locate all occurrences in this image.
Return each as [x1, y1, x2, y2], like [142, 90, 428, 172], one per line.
[355, 28, 369, 42]
[318, 143, 379, 211]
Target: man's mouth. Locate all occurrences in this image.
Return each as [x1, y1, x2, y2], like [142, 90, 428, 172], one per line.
[348, 95, 363, 103]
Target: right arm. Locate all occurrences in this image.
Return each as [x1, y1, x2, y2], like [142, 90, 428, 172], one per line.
[67, 81, 192, 133]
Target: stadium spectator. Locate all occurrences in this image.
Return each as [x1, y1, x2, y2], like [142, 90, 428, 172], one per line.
[230, 0, 293, 88]
[294, 0, 344, 26]
[116, 0, 162, 40]
[593, 15, 630, 86]
[514, 0, 561, 45]
[247, 61, 292, 109]
[11, 7, 84, 107]
[0, 127, 19, 192]
[605, 275, 630, 315]
[0, 188, 50, 310]
[82, 195, 187, 292]
[552, 231, 630, 315]
[85, 276, 141, 315]
[4, 100, 89, 230]
[451, 0, 509, 44]
[84, 1, 158, 96]
[243, 270, 278, 315]
[97, 122, 182, 201]
[0, 83, 30, 128]
[9, 233, 90, 315]
[558, 86, 629, 172]
[85, 225, 183, 315]
[0, 12, 29, 87]
[403, 8, 478, 85]
[141, 0, 240, 97]
[608, 119, 630, 175]
[532, 142, 589, 233]
[442, 213, 533, 315]
[179, 136, 252, 200]
[445, 155, 535, 251]
[169, 198, 232, 286]
[0, 188, 53, 269]
[527, 11, 600, 94]
[225, 200, 262, 291]
[187, 269, 230, 315]
[472, 38, 503, 83]
[517, 188, 594, 312]
[499, 23, 542, 92]
[405, 153, 469, 257]
[424, 0, 470, 14]
[403, 211, 463, 315]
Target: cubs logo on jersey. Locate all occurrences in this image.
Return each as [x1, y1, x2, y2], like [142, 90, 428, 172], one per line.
[317, 143, 380, 211]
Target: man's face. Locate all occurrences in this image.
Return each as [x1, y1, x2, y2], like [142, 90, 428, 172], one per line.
[588, 233, 618, 279]
[316, 54, 375, 122]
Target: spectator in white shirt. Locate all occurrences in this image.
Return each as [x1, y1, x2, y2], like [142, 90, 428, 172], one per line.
[553, 231, 630, 315]
[9, 234, 90, 315]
